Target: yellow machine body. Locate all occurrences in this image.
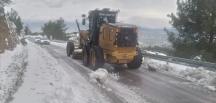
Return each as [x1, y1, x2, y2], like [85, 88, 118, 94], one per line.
[69, 9, 142, 69]
[99, 23, 138, 64]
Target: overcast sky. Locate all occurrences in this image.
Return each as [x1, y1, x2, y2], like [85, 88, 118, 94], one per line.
[5, 0, 177, 32]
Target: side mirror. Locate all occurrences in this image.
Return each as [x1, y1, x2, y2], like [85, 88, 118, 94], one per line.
[82, 14, 86, 25]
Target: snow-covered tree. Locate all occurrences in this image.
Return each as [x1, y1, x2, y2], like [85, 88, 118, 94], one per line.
[7, 9, 23, 35]
[0, 0, 11, 6]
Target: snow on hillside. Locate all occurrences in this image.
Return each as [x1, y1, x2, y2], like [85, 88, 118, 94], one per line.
[144, 58, 216, 91]
[0, 45, 28, 103]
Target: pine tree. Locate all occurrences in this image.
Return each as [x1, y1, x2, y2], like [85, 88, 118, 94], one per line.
[24, 26, 32, 35]
[42, 18, 67, 40]
[167, 0, 216, 62]
[7, 9, 23, 35]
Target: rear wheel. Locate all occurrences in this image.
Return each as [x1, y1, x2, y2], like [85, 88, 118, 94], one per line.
[127, 48, 143, 69]
[90, 46, 105, 70]
[66, 42, 74, 57]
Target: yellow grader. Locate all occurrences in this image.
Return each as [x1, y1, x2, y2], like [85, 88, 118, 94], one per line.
[66, 8, 143, 70]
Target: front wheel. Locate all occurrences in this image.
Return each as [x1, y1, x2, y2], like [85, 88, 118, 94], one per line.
[89, 46, 105, 70]
[127, 48, 143, 69]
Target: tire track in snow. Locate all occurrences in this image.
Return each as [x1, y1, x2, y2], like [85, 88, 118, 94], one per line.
[45, 45, 149, 103]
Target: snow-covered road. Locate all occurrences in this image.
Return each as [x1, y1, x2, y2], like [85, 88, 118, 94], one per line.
[44, 43, 216, 103]
[11, 42, 112, 103]
[4, 41, 216, 103]
[10, 42, 148, 103]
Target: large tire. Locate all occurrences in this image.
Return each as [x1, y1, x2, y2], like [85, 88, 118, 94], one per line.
[66, 42, 74, 57]
[127, 48, 143, 69]
[89, 46, 105, 70]
[82, 45, 90, 66]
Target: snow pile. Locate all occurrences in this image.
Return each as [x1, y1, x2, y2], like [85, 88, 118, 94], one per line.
[0, 45, 28, 103]
[144, 58, 216, 91]
[50, 41, 66, 48]
[144, 58, 194, 72]
[146, 60, 174, 72]
[180, 67, 216, 91]
[90, 68, 109, 84]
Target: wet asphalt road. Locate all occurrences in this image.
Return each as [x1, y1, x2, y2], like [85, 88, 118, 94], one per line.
[44, 44, 216, 103]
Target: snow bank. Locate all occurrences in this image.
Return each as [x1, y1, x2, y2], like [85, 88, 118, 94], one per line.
[144, 58, 216, 91]
[50, 41, 67, 48]
[0, 45, 28, 103]
[144, 50, 167, 56]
